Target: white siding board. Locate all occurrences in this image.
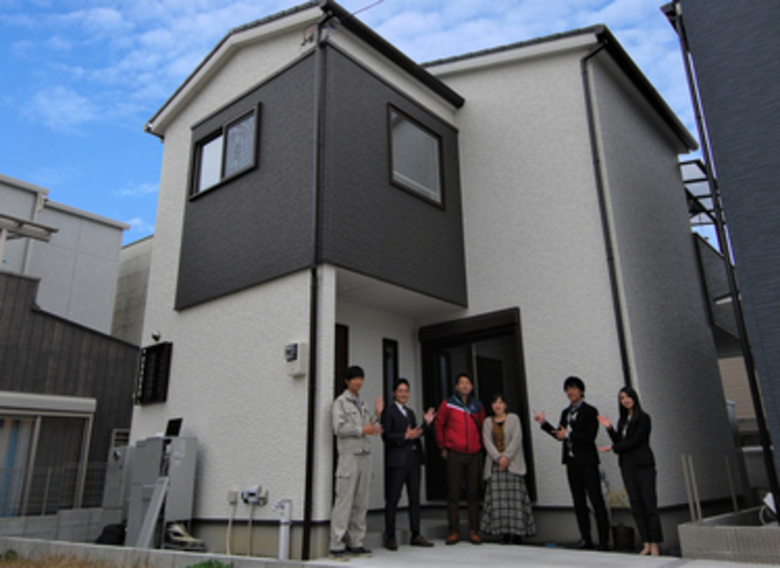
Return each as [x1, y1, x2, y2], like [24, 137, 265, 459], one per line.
[589, 53, 735, 505]
[429, 49, 626, 506]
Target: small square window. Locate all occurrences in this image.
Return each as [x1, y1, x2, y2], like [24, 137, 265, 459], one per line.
[389, 108, 443, 205]
[193, 107, 259, 195]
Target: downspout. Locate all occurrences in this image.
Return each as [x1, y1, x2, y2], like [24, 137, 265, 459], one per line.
[580, 40, 633, 388]
[668, 0, 780, 509]
[302, 6, 332, 560]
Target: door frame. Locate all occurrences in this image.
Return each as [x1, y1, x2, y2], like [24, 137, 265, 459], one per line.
[419, 307, 536, 501]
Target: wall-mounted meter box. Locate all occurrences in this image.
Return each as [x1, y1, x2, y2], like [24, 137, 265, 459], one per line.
[285, 342, 308, 378]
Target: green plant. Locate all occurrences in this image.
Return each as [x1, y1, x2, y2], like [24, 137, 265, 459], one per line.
[1, 550, 18, 562]
[186, 560, 232, 568]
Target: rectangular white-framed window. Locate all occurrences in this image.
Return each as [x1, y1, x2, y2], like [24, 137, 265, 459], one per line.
[388, 105, 444, 207]
[192, 105, 260, 195]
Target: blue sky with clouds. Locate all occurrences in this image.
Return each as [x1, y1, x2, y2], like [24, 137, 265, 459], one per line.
[0, 0, 695, 244]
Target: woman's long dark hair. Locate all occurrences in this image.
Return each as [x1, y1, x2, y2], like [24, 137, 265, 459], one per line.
[618, 386, 643, 424]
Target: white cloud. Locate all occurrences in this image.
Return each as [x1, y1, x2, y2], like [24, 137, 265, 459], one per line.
[125, 216, 155, 235]
[24, 86, 97, 132]
[116, 182, 158, 197]
[2, 0, 694, 137]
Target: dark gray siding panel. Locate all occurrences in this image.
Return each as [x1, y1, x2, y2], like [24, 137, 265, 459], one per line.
[683, 1, 780, 467]
[176, 55, 316, 310]
[322, 46, 466, 306]
[0, 272, 138, 463]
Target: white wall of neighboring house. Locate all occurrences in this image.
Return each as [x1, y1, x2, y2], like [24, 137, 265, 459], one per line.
[0, 174, 127, 334]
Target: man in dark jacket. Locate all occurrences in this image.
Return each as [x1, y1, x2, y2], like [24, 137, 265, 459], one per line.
[434, 373, 485, 545]
[533, 376, 609, 550]
[381, 378, 436, 550]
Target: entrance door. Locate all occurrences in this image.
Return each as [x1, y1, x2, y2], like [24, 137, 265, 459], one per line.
[419, 308, 535, 502]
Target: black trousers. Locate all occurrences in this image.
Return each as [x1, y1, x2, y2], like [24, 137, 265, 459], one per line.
[446, 450, 481, 534]
[384, 451, 422, 538]
[622, 463, 662, 543]
[566, 461, 609, 546]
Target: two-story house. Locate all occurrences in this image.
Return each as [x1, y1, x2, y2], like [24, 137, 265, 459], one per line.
[134, 1, 740, 558]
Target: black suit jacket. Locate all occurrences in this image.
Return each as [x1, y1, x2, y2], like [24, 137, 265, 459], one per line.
[607, 411, 655, 468]
[382, 403, 425, 469]
[542, 401, 600, 466]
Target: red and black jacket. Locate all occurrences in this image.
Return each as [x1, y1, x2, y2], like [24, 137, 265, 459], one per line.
[435, 395, 485, 455]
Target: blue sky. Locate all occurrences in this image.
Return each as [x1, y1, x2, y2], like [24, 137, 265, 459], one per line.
[0, 0, 694, 245]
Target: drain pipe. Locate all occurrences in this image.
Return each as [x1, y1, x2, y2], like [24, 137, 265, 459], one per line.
[274, 499, 293, 560]
[666, 0, 780, 510]
[302, 4, 332, 560]
[580, 37, 633, 388]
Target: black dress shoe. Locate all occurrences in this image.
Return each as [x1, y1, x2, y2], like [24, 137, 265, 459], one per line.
[572, 539, 594, 550]
[385, 536, 398, 551]
[410, 534, 434, 547]
[596, 543, 609, 551]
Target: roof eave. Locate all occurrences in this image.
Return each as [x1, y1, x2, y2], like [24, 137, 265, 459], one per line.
[596, 27, 698, 152]
[144, 2, 322, 137]
[320, 0, 464, 109]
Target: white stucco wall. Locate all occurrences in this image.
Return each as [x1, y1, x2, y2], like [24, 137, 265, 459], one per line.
[132, 269, 315, 522]
[589, 52, 736, 504]
[428, 43, 626, 506]
[334, 298, 421, 512]
[134, 18, 363, 525]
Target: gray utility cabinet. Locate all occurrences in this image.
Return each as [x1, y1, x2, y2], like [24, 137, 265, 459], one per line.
[126, 436, 197, 548]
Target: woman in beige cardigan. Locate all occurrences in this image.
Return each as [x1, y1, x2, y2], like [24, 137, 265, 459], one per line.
[480, 393, 536, 543]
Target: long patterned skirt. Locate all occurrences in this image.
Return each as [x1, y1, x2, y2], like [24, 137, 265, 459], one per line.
[480, 463, 536, 536]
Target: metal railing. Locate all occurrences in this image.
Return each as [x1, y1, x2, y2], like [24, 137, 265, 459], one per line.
[0, 463, 106, 518]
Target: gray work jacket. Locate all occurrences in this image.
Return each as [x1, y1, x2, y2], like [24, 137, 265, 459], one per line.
[333, 390, 374, 455]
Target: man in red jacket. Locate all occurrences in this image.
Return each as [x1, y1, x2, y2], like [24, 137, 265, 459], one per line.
[434, 373, 485, 545]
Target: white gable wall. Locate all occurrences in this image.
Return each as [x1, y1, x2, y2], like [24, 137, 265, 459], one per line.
[134, 22, 335, 524]
[428, 45, 627, 506]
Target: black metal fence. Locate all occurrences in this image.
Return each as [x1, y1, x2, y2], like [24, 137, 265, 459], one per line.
[0, 463, 106, 518]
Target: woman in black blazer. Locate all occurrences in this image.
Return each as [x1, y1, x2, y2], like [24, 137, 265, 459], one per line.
[598, 387, 662, 556]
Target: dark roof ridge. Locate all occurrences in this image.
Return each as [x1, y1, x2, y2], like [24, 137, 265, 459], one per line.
[421, 24, 606, 68]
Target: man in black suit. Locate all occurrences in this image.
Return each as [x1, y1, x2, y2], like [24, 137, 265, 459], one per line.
[381, 378, 436, 550]
[533, 376, 609, 550]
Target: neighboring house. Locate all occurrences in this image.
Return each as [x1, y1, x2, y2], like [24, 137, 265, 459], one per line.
[112, 235, 153, 346]
[134, 1, 739, 558]
[663, 1, 780, 491]
[0, 174, 128, 334]
[0, 174, 138, 516]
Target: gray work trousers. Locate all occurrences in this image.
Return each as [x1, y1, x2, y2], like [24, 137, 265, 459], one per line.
[330, 452, 372, 551]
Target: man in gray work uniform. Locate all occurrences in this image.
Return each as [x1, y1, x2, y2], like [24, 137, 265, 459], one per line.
[330, 365, 384, 561]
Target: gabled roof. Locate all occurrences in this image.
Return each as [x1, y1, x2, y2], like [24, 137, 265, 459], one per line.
[145, 0, 463, 136]
[424, 25, 698, 152]
[145, 3, 695, 151]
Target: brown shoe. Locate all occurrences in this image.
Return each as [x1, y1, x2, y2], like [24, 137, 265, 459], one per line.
[410, 534, 434, 547]
[446, 532, 460, 545]
[469, 531, 482, 545]
[385, 536, 398, 551]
